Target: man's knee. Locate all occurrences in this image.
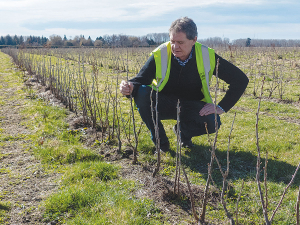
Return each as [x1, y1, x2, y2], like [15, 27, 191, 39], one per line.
[205, 114, 221, 134]
[134, 85, 152, 106]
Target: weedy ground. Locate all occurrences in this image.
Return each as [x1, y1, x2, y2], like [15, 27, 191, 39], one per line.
[0, 52, 62, 224]
[1, 48, 300, 224]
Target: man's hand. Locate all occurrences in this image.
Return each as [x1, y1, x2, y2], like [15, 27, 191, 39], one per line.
[199, 103, 225, 116]
[120, 80, 134, 96]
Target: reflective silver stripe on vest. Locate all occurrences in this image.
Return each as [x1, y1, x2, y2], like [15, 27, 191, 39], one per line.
[157, 43, 168, 87]
[201, 45, 211, 94]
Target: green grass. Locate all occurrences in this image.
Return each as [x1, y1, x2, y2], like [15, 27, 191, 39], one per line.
[0, 201, 11, 224]
[44, 179, 162, 224]
[61, 161, 119, 184]
[17, 99, 164, 224]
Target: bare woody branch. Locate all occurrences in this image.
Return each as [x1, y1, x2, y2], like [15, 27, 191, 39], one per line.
[264, 151, 269, 211]
[182, 164, 199, 221]
[220, 113, 237, 225]
[126, 48, 138, 164]
[173, 99, 198, 222]
[174, 99, 181, 194]
[199, 158, 213, 224]
[297, 186, 300, 225]
[152, 85, 161, 177]
[200, 58, 225, 224]
[255, 76, 270, 225]
[269, 161, 300, 222]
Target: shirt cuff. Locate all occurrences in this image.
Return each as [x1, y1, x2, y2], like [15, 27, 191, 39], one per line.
[217, 105, 225, 112]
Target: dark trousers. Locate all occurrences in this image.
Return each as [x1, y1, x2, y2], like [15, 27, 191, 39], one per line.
[134, 85, 221, 145]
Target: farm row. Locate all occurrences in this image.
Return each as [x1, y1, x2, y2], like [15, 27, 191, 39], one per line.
[1, 46, 300, 224]
[2, 46, 300, 141]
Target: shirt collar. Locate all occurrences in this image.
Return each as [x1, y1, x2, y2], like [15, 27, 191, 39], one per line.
[174, 47, 194, 67]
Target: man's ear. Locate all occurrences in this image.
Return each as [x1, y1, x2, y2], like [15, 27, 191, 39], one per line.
[193, 36, 197, 44]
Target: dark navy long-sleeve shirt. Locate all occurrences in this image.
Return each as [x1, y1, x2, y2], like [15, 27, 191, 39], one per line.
[129, 46, 249, 112]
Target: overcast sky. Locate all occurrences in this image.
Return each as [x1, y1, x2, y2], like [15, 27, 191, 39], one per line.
[0, 0, 299, 41]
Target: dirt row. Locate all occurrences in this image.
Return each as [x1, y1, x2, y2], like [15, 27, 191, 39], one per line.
[0, 62, 60, 224]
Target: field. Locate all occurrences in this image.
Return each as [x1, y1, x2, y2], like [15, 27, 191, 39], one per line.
[0, 45, 300, 224]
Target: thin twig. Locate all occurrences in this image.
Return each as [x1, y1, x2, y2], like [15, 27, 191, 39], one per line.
[182, 165, 199, 221]
[200, 58, 223, 224]
[200, 159, 213, 224]
[297, 185, 300, 225]
[115, 74, 122, 152]
[264, 151, 269, 211]
[270, 161, 300, 222]
[126, 48, 138, 164]
[152, 86, 160, 177]
[174, 99, 181, 193]
[255, 76, 270, 224]
[227, 113, 236, 177]
[219, 113, 236, 225]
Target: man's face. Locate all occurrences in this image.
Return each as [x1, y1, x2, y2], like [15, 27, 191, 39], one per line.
[170, 32, 197, 61]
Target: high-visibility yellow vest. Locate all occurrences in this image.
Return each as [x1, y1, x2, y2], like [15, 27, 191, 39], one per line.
[150, 41, 215, 103]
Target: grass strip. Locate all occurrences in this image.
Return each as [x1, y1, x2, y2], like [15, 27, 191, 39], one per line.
[20, 93, 163, 224]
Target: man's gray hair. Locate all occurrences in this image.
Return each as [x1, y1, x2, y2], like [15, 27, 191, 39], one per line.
[169, 17, 198, 40]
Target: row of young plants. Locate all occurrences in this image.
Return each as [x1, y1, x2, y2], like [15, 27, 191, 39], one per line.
[5, 45, 300, 101]
[0, 51, 163, 224]
[2, 46, 300, 152]
[2, 48, 142, 147]
[224, 46, 300, 100]
[1, 46, 300, 224]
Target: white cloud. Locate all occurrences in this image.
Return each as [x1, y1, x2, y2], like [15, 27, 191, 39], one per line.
[0, 0, 299, 39]
[0, 0, 268, 23]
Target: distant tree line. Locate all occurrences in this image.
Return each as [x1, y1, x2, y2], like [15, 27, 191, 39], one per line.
[49, 33, 170, 48]
[1, 33, 300, 48]
[198, 37, 231, 48]
[0, 35, 48, 47]
[0, 33, 167, 48]
[198, 37, 300, 48]
[232, 38, 300, 47]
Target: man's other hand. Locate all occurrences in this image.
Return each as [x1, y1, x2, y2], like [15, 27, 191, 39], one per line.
[120, 80, 134, 96]
[199, 103, 224, 116]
